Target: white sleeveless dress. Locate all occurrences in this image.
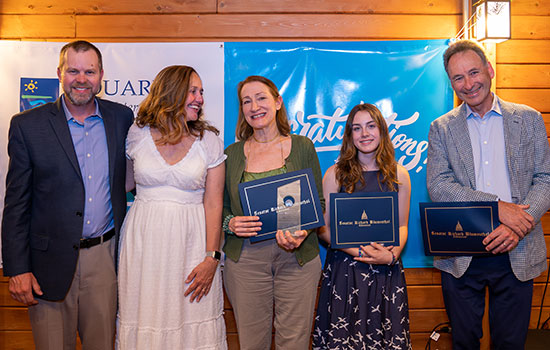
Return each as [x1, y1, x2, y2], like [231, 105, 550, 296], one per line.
[116, 123, 227, 349]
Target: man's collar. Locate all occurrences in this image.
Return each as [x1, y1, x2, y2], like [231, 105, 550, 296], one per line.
[466, 93, 502, 119]
[61, 94, 102, 122]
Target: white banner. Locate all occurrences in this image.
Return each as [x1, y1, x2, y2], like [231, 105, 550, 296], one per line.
[0, 41, 225, 266]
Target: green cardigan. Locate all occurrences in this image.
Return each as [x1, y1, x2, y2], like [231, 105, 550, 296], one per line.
[222, 134, 325, 266]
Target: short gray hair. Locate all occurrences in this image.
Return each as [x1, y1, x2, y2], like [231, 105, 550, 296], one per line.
[443, 40, 488, 75]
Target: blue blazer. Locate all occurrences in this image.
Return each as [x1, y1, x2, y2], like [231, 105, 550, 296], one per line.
[1, 97, 133, 300]
[426, 97, 550, 281]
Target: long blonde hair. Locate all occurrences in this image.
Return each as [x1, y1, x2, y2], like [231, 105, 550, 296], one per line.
[336, 103, 398, 193]
[136, 65, 218, 144]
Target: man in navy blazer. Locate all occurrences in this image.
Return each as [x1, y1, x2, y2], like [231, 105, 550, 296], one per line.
[1, 41, 133, 349]
[427, 40, 550, 349]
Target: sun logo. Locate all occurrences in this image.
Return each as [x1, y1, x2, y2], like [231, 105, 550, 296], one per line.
[24, 80, 38, 93]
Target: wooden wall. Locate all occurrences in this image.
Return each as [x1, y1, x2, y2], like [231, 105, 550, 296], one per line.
[0, 0, 549, 349]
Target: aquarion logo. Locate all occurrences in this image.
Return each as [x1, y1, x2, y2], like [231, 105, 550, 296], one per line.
[20, 77, 59, 112]
[101, 79, 151, 96]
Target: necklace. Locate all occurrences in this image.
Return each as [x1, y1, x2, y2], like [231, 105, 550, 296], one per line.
[252, 133, 279, 144]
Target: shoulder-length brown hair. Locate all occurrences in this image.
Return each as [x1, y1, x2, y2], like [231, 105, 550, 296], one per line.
[136, 65, 218, 144]
[336, 103, 398, 193]
[235, 75, 291, 141]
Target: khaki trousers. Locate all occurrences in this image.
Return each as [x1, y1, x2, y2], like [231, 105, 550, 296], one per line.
[28, 238, 117, 350]
[224, 238, 321, 350]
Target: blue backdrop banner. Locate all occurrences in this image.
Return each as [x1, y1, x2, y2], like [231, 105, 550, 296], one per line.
[224, 40, 454, 268]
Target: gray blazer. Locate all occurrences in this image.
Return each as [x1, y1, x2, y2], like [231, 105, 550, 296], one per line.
[426, 97, 550, 281]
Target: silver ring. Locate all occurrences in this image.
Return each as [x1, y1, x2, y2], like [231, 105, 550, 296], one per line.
[502, 242, 507, 247]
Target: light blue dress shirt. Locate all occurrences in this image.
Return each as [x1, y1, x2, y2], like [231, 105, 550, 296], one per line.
[62, 96, 114, 238]
[466, 94, 512, 202]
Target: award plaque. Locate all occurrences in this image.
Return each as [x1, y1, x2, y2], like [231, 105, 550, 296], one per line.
[277, 180, 302, 235]
[419, 201, 499, 256]
[330, 192, 399, 248]
[239, 168, 324, 242]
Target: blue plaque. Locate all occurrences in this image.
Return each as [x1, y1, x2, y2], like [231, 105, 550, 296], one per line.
[238, 168, 324, 242]
[330, 192, 399, 248]
[419, 201, 499, 256]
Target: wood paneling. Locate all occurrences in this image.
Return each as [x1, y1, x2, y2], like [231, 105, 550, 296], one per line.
[541, 211, 550, 231]
[497, 40, 550, 64]
[512, 0, 550, 16]
[530, 307, 550, 328]
[407, 285, 445, 309]
[223, 309, 237, 333]
[404, 267, 441, 285]
[226, 333, 240, 349]
[217, 0, 462, 14]
[0, 307, 30, 330]
[409, 309, 449, 332]
[496, 89, 550, 113]
[411, 332, 452, 349]
[532, 283, 550, 307]
[0, 15, 75, 38]
[497, 64, 550, 88]
[0, 331, 82, 350]
[0, 331, 35, 350]
[512, 16, 550, 39]
[0, 0, 216, 14]
[75, 14, 459, 39]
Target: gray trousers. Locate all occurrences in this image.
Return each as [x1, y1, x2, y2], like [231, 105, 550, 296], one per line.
[28, 238, 117, 350]
[224, 238, 321, 350]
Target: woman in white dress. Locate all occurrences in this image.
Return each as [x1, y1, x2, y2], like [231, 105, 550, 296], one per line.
[116, 65, 227, 349]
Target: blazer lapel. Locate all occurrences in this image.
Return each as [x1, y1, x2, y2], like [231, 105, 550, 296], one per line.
[501, 100, 522, 201]
[448, 104, 477, 189]
[48, 98, 82, 178]
[98, 99, 117, 187]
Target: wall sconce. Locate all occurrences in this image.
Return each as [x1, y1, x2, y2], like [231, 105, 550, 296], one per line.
[473, 0, 511, 42]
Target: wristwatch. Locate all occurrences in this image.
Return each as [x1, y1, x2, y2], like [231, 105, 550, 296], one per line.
[205, 250, 222, 261]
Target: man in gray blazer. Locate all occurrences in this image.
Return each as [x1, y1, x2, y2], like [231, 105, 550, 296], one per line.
[1, 41, 133, 349]
[427, 40, 550, 349]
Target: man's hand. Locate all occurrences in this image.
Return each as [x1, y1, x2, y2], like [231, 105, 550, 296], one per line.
[8, 272, 43, 306]
[483, 224, 520, 254]
[498, 201, 534, 239]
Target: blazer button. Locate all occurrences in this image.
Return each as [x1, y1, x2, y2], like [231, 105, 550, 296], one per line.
[76, 212, 83, 217]
[73, 244, 79, 250]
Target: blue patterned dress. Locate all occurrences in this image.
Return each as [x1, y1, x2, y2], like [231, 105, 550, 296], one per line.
[313, 171, 411, 350]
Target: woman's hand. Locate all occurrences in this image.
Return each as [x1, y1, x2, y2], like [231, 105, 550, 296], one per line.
[276, 229, 308, 251]
[354, 242, 395, 265]
[229, 216, 262, 237]
[184, 257, 218, 302]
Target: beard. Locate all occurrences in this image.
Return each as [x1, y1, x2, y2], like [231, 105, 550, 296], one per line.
[64, 84, 99, 106]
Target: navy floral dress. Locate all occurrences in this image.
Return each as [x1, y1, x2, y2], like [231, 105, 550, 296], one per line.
[313, 171, 411, 350]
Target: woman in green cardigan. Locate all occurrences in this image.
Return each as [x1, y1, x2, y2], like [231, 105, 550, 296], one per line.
[222, 75, 324, 350]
